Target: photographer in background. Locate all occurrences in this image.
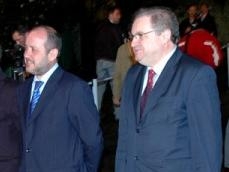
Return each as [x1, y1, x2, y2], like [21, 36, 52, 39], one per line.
[10, 25, 28, 80]
[1, 25, 28, 80]
[12, 25, 27, 47]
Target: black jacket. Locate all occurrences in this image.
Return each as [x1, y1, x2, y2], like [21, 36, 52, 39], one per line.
[94, 19, 123, 61]
[0, 69, 21, 163]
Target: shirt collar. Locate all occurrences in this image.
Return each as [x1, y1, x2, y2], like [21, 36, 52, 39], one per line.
[149, 46, 176, 76]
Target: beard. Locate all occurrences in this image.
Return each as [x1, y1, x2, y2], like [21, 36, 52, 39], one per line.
[26, 59, 54, 76]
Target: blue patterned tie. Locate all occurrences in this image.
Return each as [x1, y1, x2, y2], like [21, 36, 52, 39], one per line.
[30, 81, 44, 115]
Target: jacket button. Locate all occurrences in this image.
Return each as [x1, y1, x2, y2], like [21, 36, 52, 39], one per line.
[134, 156, 139, 160]
[26, 148, 31, 153]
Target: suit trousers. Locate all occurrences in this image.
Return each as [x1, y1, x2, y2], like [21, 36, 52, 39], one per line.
[96, 59, 115, 111]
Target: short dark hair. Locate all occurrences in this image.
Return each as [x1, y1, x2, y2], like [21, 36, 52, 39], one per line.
[12, 24, 28, 35]
[132, 6, 180, 43]
[200, 2, 209, 8]
[185, 3, 197, 11]
[106, 4, 121, 15]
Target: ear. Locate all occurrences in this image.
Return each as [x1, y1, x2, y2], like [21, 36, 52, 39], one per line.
[160, 29, 172, 44]
[48, 48, 59, 61]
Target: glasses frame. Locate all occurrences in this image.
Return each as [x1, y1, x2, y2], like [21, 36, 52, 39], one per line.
[129, 30, 155, 41]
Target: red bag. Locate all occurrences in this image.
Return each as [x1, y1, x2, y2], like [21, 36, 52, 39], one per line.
[178, 29, 224, 68]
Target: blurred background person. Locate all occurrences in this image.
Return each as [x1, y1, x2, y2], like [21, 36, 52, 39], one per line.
[198, 2, 217, 36]
[179, 3, 199, 37]
[94, 4, 124, 115]
[11, 25, 29, 80]
[112, 38, 136, 119]
[12, 25, 27, 47]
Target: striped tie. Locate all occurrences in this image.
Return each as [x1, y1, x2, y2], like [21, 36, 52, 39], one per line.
[29, 81, 44, 115]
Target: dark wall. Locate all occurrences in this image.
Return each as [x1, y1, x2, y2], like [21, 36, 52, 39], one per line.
[0, 0, 227, 81]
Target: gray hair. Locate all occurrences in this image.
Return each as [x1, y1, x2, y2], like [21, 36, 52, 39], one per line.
[132, 7, 180, 43]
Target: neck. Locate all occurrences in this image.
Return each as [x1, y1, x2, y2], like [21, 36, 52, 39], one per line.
[35, 62, 57, 80]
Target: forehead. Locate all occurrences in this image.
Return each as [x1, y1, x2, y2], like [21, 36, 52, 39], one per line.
[189, 6, 197, 11]
[131, 16, 152, 33]
[13, 31, 22, 38]
[112, 9, 121, 15]
[26, 29, 47, 45]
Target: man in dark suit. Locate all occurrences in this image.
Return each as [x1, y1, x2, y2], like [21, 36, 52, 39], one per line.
[115, 7, 222, 172]
[18, 25, 103, 172]
[0, 67, 21, 172]
[198, 2, 217, 36]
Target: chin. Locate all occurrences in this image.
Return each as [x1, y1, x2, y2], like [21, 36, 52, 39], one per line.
[137, 57, 145, 63]
[26, 67, 35, 75]
[27, 71, 35, 75]
[135, 56, 143, 61]
[138, 59, 148, 66]
[139, 62, 147, 66]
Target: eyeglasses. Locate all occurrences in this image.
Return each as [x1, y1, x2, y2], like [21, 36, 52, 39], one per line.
[129, 30, 155, 41]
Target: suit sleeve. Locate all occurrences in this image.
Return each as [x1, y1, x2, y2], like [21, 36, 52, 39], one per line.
[68, 81, 103, 172]
[187, 66, 222, 172]
[115, 71, 130, 172]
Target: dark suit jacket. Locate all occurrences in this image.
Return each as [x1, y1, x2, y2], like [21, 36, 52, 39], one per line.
[95, 19, 123, 61]
[198, 13, 217, 36]
[18, 67, 103, 172]
[0, 69, 21, 171]
[115, 48, 222, 172]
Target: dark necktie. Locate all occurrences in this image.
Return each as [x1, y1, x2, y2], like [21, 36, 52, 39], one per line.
[140, 69, 155, 118]
[29, 81, 44, 115]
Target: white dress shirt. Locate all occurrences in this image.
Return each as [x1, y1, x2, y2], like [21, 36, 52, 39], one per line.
[141, 47, 176, 94]
[30, 63, 59, 101]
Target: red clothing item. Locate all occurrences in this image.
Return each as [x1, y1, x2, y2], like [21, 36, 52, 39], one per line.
[178, 29, 224, 68]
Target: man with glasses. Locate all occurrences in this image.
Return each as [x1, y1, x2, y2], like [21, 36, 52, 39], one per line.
[115, 7, 222, 172]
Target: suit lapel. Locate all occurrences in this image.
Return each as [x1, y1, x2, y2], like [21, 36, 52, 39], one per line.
[27, 67, 64, 125]
[131, 65, 146, 123]
[141, 48, 183, 122]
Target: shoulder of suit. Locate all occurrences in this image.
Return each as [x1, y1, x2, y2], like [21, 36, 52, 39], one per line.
[61, 70, 88, 86]
[180, 52, 212, 72]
